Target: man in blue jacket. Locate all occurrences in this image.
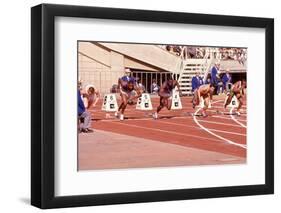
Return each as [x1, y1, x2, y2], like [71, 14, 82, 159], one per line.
[210, 61, 221, 95]
[222, 70, 232, 92]
[78, 89, 93, 133]
[191, 72, 203, 108]
[211, 62, 220, 85]
[191, 72, 203, 92]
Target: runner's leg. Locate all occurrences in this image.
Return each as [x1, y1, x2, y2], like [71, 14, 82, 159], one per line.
[202, 96, 209, 117]
[236, 94, 243, 115]
[224, 92, 234, 108]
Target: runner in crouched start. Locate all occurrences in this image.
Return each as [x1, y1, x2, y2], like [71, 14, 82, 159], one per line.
[224, 79, 247, 116]
[153, 78, 182, 119]
[115, 78, 142, 121]
[192, 83, 215, 117]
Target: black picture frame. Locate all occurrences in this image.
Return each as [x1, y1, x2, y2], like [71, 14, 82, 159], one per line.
[31, 3, 274, 209]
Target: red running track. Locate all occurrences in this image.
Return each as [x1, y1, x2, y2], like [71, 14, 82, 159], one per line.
[88, 96, 247, 158]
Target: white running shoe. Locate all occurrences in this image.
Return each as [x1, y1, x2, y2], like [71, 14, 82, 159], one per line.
[114, 111, 119, 118]
[236, 111, 241, 116]
[202, 111, 208, 118]
[119, 114, 124, 121]
[152, 112, 158, 119]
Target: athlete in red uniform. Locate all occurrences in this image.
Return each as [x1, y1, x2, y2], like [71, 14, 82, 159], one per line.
[153, 78, 182, 119]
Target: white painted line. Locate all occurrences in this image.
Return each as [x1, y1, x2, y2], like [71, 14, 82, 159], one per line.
[196, 119, 244, 128]
[157, 120, 246, 136]
[213, 105, 247, 109]
[106, 120, 225, 143]
[230, 108, 247, 128]
[193, 108, 247, 149]
[212, 115, 247, 122]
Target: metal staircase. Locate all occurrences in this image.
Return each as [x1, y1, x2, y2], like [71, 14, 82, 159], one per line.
[177, 58, 212, 96]
[169, 47, 213, 96]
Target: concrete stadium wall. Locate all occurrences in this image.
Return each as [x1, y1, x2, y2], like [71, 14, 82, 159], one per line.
[78, 41, 167, 94]
[78, 42, 125, 94]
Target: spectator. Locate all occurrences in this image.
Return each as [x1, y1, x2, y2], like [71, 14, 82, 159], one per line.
[186, 47, 197, 58]
[222, 70, 232, 92]
[217, 78, 224, 95]
[211, 61, 220, 86]
[151, 79, 159, 94]
[205, 76, 211, 84]
[191, 72, 203, 92]
[110, 84, 118, 93]
[81, 85, 100, 109]
[78, 89, 93, 133]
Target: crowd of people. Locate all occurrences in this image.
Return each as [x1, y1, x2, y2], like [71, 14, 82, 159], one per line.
[192, 63, 232, 95]
[160, 45, 247, 64]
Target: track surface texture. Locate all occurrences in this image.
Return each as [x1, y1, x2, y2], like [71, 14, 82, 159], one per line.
[78, 95, 247, 170]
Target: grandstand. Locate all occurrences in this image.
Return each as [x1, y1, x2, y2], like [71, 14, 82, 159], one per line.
[78, 42, 247, 95]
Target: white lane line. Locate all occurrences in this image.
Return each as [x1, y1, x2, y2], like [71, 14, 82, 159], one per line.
[212, 115, 247, 122]
[196, 119, 244, 128]
[193, 107, 247, 149]
[157, 120, 246, 136]
[105, 120, 224, 143]
[213, 105, 247, 109]
[230, 108, 247, 128]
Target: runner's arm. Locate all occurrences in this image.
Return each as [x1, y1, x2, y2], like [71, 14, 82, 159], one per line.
[175, 80, 183, 96]
[132, 85, 142, 99]
[197, 88, 201, 100]
[92, 90, 100, 107]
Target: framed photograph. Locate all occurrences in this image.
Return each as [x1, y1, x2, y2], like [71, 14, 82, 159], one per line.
[31, 3, 274, 209]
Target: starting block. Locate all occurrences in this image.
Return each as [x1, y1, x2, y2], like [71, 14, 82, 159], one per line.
[136, 93, 153, 110]
[101, 94, 118, 112]
[199, 97, 212, 109]
[171, 90, 182, 110]
[224, 95, 238, 108]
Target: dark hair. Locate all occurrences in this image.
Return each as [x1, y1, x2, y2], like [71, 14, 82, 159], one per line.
[128, 79, 135, 84]
[88, 87, 95, 94]
[210, 83, 216, 88]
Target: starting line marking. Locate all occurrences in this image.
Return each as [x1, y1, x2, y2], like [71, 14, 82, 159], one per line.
[193, 107, 247, 149]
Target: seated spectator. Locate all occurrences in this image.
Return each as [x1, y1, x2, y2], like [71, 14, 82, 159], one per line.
[78, 89, 93, 133]
[151, 79, 159, 94]
[166, 45, 172, 52]
[186, 47, 197, 58]
[173, 46, 181, 56]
